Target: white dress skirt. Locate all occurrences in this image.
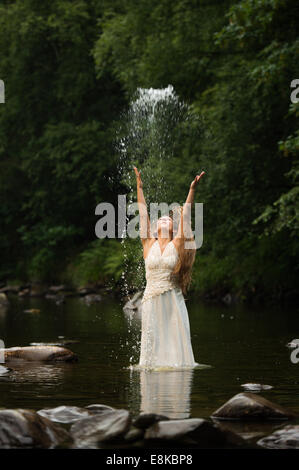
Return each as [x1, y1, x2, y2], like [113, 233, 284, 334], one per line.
[138, 239, 199, 369]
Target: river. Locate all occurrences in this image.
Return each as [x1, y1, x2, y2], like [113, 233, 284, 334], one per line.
[0, 294, 298, 426]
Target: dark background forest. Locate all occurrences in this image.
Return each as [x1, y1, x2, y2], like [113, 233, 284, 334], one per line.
[0, 0, 298, 305]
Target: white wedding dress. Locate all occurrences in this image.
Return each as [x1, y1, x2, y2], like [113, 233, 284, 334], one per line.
[138, 239, 199, 369]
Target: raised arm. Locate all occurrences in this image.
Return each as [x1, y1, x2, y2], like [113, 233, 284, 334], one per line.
[174, 171, 205, 244]
[134, 166, 151, 242]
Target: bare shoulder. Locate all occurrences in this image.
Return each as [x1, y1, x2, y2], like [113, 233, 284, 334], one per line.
[142, 237, 156, 260]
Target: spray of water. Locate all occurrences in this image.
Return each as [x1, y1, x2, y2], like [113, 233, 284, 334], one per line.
[115, 85, 202, 366]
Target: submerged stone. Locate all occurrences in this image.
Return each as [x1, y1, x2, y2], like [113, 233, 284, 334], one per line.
[212, 393, 295, 421]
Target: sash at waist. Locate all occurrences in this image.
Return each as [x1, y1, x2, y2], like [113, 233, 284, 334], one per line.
[141, 269, 180, 304]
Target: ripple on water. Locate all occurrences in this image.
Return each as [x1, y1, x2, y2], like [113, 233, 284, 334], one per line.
[127, 363, 212, 372]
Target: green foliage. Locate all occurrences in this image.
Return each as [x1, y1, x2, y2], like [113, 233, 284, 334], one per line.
[253, 103, 299, 237]
[0, 0, 298, 303]
[65, 239, 125, 287]
[0, 0, 125, 281]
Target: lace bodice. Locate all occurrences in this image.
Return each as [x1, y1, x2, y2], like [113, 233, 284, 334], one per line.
[141, 240, 180, 304]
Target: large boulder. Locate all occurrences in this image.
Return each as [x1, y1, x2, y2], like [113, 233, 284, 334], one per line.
[0, 409, 70, 448]
[70, 409, 131, 448]
[2, 346, 78, 363]
[144, 418, 245, 447]
[212, 393, 296, 421]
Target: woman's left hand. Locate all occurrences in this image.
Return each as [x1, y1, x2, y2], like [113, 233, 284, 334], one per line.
[190, 171, 205, 190]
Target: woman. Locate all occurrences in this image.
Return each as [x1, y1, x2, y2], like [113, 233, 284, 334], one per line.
[134, 166, 205, 369]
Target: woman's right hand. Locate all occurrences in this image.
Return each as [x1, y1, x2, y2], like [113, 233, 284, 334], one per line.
[133, 166, 143, 188]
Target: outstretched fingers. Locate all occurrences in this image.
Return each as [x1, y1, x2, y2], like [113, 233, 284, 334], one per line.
[196, 171, 205, 181]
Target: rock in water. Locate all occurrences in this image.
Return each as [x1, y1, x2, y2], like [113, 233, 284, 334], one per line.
[37, 406, 93, 424]
[0, 409, 70, 448]
[83, 294, 102, 304]
[30, 340, 79, 347]
[70, 409, 131, 448]
[241, 383, 273, 392]
[0, 365, 11, 375]
[2, 346, 78, 363]
[85, 404, 115, 413]
[144, 418, 245, 447]
[258, 425, 299, 449]
[123, 426, 144, 443]
[212, 393, 295, 421]
[133, 412, 169, 430]
[0, 293, 9, 306]
[123, 291, 143, 317]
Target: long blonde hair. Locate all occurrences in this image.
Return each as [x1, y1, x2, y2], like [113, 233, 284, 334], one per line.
[169, 207, 196, 296]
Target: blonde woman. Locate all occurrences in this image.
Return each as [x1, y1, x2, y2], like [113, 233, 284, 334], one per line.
[134, 166, 205, 368]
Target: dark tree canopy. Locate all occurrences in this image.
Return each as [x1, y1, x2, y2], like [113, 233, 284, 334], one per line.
[0, 0, 298, 304]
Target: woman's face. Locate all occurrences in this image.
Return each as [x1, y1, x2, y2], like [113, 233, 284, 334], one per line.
[157, 216, 173, 238]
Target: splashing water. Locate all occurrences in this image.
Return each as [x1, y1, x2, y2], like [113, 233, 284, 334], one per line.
[116, 85, 192, 293]
[115, 85, 202, 366]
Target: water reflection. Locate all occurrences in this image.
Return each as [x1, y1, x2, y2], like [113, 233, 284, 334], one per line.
[1, 294, 299, 422]
[3, 363, 66, 384]
[0, 305, 8, 326]
[136, 368, 194, 419]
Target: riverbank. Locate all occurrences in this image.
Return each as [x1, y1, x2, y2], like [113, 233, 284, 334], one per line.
[0, 278, 298, 309]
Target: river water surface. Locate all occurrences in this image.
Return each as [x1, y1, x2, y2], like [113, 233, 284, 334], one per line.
[0, 294, 299, 428]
